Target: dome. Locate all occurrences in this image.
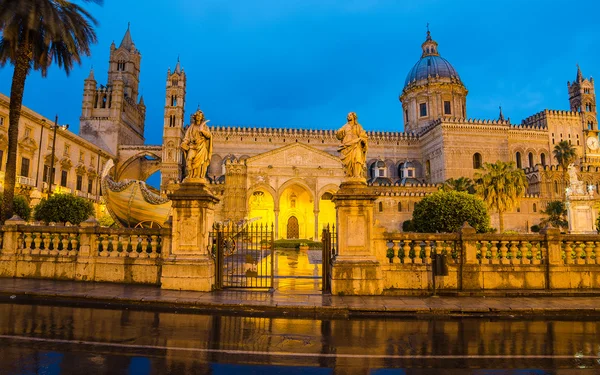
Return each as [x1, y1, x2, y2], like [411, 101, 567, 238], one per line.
[404, 55, 461, 87]
[403, 30, 462, 89]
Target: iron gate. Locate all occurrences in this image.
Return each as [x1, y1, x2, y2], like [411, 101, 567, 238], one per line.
[321, 224, 337, 294]
[212, 221, 274, 289]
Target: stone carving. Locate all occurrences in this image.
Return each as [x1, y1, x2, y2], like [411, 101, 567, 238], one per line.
[566, 163, 592, 197]
[181, 110, 213, 181]
[336, 112, 368, 179]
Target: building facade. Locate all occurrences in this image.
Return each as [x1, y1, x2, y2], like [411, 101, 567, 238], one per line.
[1, 27, 599, 236]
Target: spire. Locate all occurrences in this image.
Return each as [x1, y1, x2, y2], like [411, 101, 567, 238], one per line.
[421, 24, 439, 57]
[498, 106, 505, 121]
[119, 23, 134, 51]
[139, 95, 145, 105]
[86, 66, 95, 81]
[576, 64, 584, 83]
[175, 56, 181, 74]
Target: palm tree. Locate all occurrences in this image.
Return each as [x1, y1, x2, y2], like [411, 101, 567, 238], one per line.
[439, 177, 475, 194]
[539, 200, 568, 230]
[0, 0, 102, 220]
[553, 140, 577, 191]
[474, 161, 528, 233]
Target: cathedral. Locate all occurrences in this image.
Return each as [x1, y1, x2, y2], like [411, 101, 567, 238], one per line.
[1, 27, 599, 238]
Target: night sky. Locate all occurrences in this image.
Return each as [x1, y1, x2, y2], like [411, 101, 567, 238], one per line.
[1, 0, 599, 147]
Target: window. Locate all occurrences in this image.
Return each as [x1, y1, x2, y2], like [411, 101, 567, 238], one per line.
[171, 95, 177, 106]
[117, 61, 125, 71]
[79, 151, 85, 162]
[554, 181, 558, 194]
[20, 157, 30, 177]
[0, 116, 4, 126]
[473, 153, 482, 169]
[405, 109, 409, 123]
[47, 136, 53, 150]
[172, 79, 178, 86]
[88, 178, 93, 193]
[0, 150, 3, 171]
[425, 160, 431, 176]
[76, 175, 83, 191]
[419, 103, 427, 117]
[444, 101, 451, 115]
[64, 144, 70, 155]
[533, 203, 537, 213]
[60, 170, 68, 187]
[541, 153, 546, 167]
[24, 128, 31, 137]
[407, 169, 414, 177]
[586, 103, 592, 111]
[398, 202, 402, 212]
[378, 201, 383, 212]
[528, 152, 534, 168]
[516, 152, 522, 169]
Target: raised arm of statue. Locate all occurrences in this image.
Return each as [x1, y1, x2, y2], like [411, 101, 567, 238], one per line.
[336, 112, 368, 180]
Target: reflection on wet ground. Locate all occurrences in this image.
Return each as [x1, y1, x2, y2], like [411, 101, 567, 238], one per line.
[273, 248, 322, 293]
[0, 302, 599, 374]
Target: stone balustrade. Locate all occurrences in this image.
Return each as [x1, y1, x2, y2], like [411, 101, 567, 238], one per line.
[377, 226, 600, 294]
[0, 217, 170, 285]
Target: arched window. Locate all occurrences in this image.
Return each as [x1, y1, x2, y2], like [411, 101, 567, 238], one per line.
[533, 203, 537, 213]
[540, 153, 546, 167]
[528, 152, 534, 168]
[398, 202, 402, 212]
[425, 160, 431, 176]
[554, 181, 558, 194]
[378, 201, 383, 212]
[172, 79, 178, 86]
[473, 153, 482, 169]
[516, 152, 522, 169]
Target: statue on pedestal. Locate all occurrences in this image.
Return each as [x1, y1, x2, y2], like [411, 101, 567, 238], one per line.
[336, 112, 368, 179]
[566, 163, 590, 197]
[181, 110, 213, 181]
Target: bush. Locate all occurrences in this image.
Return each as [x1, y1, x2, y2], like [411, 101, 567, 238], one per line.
[34, 194, 94, 225]
[0, 193, 32, 221]
[402, 219, 415, 232]
[530, 224, 541, 233]
[412, 191, 491, 233]
[273, 239, 321, 249]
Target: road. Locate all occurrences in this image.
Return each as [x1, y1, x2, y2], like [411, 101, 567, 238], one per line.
[0, 302, 599, 374]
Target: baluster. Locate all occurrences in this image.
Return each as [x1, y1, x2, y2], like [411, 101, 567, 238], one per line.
[435, 241, 444, 263]
[574, 242, 585, 264]
[520, 241, 530, 265]
[563, 241, 574, 264]
[41, 233, 50, 255]
[490, 241, 499, 264]
[413, 241, 422, 264]
[594, 241, 600, 265]
[33, 233, 42, 254]
[479, 240, 489, 264]
[139, 235, 149, 258]
[531, 241, 541, 265]
[508, 241, 519, 264]
[51, 235, 60, 256]
[402, 240, 411, 264]
[129, 235, 139, 258]
[150, 235, 159, 259]
[23, 232, 33, 255]
[498, 241, 508, 264]
[60, 233, 69, 256]
[423, 241, 432, 264]
[44, 233, 54, 256]
[584, 241, 594, 264]
[69, 233, 78, 256]
[109, 234, 120, 257]
[99, 235, 109, 257]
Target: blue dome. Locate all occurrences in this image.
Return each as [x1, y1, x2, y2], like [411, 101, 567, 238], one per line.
[404, 55, 460, 88]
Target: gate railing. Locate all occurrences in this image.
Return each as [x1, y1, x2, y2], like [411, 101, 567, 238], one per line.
[322, 223, 337, 294]
[211, 221, 274, 289]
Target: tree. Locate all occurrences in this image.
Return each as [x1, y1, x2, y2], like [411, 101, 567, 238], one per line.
[540, 200, 568, 230]
[0, 193, 31, 221]
[474, 161, 528, 233]
[439, 177, 475, 194]
[33, 194, 94, 224]
[553, 140, 577, 187]
[0, 0, 102, 221]
[412, 191, 491, 233]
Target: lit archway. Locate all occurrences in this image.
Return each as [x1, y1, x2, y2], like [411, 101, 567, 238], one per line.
[279, 184, 314, 240]
[247, 189, 275, 226]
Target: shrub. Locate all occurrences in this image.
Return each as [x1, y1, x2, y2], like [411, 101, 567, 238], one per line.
[530, 224, 541, 233]
[34, 194, 94, 224]
[0, 193, 31, 221]
[411, 191, 491, 233]
[402, 219, 415, 232]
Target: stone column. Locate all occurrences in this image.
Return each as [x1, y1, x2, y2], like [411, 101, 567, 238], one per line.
[313, 210, 319, 241]
[161, 181, 220, 291]
[274, 209, 279, 240]
[330, 180, 381, 295]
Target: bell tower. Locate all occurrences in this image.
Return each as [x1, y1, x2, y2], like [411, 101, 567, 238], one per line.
[568, 65, 597, 131]
[160, 59, 187, 193]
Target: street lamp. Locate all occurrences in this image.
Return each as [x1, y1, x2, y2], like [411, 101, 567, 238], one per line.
[47, 115, 69, 195]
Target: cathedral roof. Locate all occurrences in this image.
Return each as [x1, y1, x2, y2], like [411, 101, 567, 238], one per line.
[403, 30, 461, 89]
[119, 24, 135, 51]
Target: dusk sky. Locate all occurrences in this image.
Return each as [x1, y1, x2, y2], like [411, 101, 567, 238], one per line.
[1, 0, 599, 148]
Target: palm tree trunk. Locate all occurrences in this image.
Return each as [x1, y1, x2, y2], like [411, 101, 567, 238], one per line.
[2, 46, 30, 221]
[497, 202, 504, 233]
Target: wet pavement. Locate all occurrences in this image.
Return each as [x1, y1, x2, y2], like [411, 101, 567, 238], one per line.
[1, 278, 600, 319]
[0, 302, 599, 374]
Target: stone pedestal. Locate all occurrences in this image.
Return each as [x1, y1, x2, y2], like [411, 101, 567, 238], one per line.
[566, 193, 597, 234]
[161, 180, 220, 291]
[330, 179, 382, 295]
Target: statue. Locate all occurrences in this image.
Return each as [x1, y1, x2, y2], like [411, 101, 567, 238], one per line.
[566, 163, 590, 197]
[181, 110, 212, 181]
[336, 112, 368, 179]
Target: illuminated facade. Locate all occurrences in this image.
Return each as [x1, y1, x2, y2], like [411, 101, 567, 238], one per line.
[1, 27, 599, 235]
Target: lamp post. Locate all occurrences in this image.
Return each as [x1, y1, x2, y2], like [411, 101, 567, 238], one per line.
[47, 115, 69, 195]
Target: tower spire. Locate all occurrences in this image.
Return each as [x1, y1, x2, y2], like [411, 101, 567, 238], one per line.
[175, 55, 181, 74]
[119, 23, 134, 51]
[576, 64, 583, 83]
[498, 106, 505, 121]
[421, 24, 439, 57]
